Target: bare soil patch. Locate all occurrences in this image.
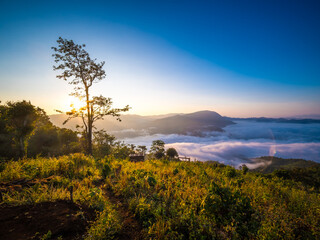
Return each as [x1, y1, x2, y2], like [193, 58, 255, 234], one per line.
[0, 200, 96, 240]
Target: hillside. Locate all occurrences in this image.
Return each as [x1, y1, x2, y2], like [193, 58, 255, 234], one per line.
[250, 156, 320, 174]
[249, 156, 320, 189]
[1, 155, 319, 239]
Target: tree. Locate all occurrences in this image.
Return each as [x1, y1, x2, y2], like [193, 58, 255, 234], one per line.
[166, 147, 179, 159]
[93, 129, 116, 158]
[112, 141, 134, 159]
[150, 140, 165, 159]
[28, 123, 81, 157]
[137, 145, 147, 155]
[0, 102, 15, 159]
[5, 100, 39, 158]
[52, 37, 129, 155]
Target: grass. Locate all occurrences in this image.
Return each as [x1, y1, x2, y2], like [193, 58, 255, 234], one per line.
[109, 158, 320, 239]
[0, 154, 122, 239]
[1, 154, 320, 239]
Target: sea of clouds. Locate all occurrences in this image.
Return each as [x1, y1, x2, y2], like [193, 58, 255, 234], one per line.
[121, 121, 320, 167]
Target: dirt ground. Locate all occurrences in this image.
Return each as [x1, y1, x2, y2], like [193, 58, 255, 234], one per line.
[0, 200, 96, 240]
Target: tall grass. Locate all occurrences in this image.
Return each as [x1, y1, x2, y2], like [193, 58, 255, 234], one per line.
[0, 153, 122, 239]
[1, 155, 319, 239]
[110, 159, 320, 239]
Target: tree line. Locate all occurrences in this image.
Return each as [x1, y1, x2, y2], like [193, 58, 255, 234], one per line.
[0, 100, 80, 159]
[0, 100, 179, 160]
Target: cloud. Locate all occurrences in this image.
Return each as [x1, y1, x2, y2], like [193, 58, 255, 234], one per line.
[120, 121, 320, 165]
[166, 141, 320, 167]
[223, 121, 320, 143]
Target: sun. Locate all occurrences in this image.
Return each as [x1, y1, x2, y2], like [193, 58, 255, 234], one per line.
[67, 96, 85, 111]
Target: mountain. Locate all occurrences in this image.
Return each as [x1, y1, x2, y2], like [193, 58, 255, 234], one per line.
[148, 110, 234, 136]
[49, 110, 234, 138]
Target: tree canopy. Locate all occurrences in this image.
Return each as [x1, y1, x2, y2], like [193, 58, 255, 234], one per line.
[166, 147, 179, 159]
[150, 140, 165, 159]
[5, 100, 39, 158]
[0, 100, 82, 159]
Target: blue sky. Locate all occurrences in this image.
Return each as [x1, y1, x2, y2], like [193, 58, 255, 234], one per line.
[0, 0, 319, 117]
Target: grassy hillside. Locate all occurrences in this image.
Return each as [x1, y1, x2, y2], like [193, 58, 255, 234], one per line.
[251, 156, 320, 174]
[1, 155, 320, 239]
[0, 154, 121, 239]
[250, 157, 320, 190]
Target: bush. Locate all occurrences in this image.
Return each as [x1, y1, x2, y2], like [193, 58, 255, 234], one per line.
[166, 148, 179, 159]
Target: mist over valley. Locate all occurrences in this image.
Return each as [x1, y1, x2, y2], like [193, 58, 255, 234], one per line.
[50, 110, 320, 167]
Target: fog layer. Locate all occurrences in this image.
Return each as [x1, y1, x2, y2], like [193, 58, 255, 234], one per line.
[122, 121, 320, 166]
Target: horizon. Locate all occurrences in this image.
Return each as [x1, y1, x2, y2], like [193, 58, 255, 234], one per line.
[48, 109, 320, 119]
[1, 1, 320, 117]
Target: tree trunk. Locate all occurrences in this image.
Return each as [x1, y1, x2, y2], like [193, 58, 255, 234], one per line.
[87, 123, 92, 155]
[19, 136, 25, 158]
[85, 87, 93, 155]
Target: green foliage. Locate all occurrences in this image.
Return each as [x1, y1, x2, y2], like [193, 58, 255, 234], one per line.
[241, 164, 249, 174]
[253, 156, 320, 173]
[0, 154, 122, 239]
[111, 141, 134, 159]
[147, 176, 157, 187]
[2, 100, 40, 158]
[40, 230, 52, 240]
[110, 158, 320, 239]
[271, 166, 320, 190]
[137, 145, 147, 155]
[28, 124, 81, 157]
[130, 197, 155, 228]
[85, 205, 121, 240]
[93, 130, 115, 158]
[166, 147, 179, 159]
[1, 154, 320, 239]
[102, 163, 112, 179]
[0, 101, 81, 159]
[225, 166, 237, 178]
[0, 104, 15, 158]
[150, 140, 165, 159]
[204, 181, 259, 238]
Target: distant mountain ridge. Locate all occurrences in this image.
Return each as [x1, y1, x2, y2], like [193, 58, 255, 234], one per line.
[227, 117, 320, 124]
[290, 114, 320, 120]
[50, 110, 320, 139]
[49, 110, 234, 138]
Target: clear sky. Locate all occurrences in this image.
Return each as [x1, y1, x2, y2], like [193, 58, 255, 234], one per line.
[0, 0, 319, 117]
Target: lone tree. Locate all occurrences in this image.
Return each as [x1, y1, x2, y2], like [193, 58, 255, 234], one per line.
[52, 37, 129, 155]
